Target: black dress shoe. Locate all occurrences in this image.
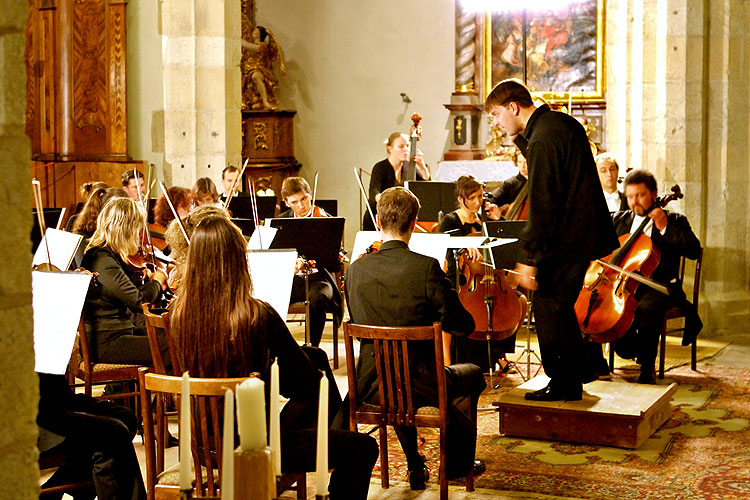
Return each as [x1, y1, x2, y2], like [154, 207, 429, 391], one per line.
[472, 460, 486, 476]
[408, 466, 429, 490]
[638, 367, 657, 385]
[524, 383, 582, 402]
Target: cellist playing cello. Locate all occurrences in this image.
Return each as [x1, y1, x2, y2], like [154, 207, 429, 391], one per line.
[608, 170, 701, 384]
[485, 79, 618, 402]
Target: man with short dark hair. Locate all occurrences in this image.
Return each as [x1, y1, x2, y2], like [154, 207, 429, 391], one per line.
[612, 169, 701, 383]
[220, 165, 241, 200]
[485, 79, 618, 401]
[596, 153, 628, 212]
[345, 186, 486, 489]
[121, 169, 146, 201]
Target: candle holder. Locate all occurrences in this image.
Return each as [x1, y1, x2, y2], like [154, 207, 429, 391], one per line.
[315, 495, 330, 500]
[235, 447, 275, 500]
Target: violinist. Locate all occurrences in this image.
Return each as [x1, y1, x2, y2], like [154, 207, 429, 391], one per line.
[486, 79, 618, 402]
[219, 165, 244, 200]
[611, 170, 701, 384]
[279, 176, 342, 348]
[192, 177, 221, 207]
[596, 153, 628, 213]
[346, 187, 486, 488]
[121, 169, 146, 201]
[65, 181, 108, 232]
[71, 187, 127, 240]
[81, 197, 170, 367]
[364, 132, 431, 230]
[169, 216, 378, 500]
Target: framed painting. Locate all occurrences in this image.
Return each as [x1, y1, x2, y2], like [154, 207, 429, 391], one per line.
[482, 0, 606, 105]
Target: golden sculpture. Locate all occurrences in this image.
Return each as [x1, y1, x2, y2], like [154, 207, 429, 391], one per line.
[241, 15, 285, 111]
[484, 116, 517, 161]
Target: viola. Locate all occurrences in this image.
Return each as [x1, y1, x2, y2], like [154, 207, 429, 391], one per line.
[574, 185, 683, 343]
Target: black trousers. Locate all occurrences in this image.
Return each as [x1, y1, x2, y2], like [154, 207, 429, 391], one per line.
[290, 273, 334, 347]
[533, 259, 590, 391]
[395, 362, 486, 479]
[39, 395, 146, 500]
[93, 326, 169, 367]
[614, 287, 673, 369]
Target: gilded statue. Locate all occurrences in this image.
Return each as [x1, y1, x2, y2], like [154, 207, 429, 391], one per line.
[241, 16, 285, 111]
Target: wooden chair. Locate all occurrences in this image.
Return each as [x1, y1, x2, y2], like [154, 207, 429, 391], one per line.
[39, 452, 95, 497]
[138, 368, 306, 500]
[343, 320, 474, 500]
[73, 318, 141, 403]
[609, 247, 703, 378]
[142, 305, 181, 375]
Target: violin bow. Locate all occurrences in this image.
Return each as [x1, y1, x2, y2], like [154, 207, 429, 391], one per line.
[354, 167, 378, 230]
[308, 171, 319, 217]
[221, 158, 249, 210]
[158, 180, 190, 245]
[32, 179, 53, 268]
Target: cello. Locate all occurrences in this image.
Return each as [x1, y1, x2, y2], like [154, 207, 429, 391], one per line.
[574, 185, 683, 343]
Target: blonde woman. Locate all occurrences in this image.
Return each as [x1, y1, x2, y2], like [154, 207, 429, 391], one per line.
[81, 197, 168, 365]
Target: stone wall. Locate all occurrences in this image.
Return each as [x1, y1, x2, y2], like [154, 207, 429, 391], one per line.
[0, 0, 38, 498]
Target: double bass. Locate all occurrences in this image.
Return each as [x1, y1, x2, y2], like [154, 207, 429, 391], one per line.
[574, 185, 683, 343]
[404, 112, 423, 182]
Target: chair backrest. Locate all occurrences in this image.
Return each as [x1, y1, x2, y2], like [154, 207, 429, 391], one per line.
[343, 321, 446, 428]
[678, 247, 703, 307]
[138, 367, 253, 499]
[142, 305, 180, 375]
[75, 317, 92, 376]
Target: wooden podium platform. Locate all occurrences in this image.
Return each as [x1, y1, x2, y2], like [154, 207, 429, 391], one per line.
[493, 376, 677, 449]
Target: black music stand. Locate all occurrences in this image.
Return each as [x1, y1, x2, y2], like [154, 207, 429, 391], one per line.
[482, 220, 541, 382]
[225, 195, 277, 220]
[31, 209, 64, 254]
[231, 218, 256, 237]
[267, 217, 345, 273]
[405, 181, 457, 222]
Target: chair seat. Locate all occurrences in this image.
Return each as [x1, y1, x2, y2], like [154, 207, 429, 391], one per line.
[156, 463, 219, 487]
[664, 306, 683, 321]
[357, 403, 440, 416]
[88, 362, 141, 372]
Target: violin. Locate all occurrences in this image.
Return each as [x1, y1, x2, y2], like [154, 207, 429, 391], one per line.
[574, 185, 683, 343]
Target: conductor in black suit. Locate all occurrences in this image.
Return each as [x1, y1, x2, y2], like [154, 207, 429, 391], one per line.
[345, 186, 486, 489]
[485, 79, 619, 401]
[612, 170, 701, 383]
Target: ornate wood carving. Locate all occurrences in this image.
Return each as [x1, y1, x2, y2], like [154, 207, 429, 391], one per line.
[72, 0, 106, 132]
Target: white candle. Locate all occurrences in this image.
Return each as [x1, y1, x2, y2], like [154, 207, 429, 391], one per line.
[270, 359, 281, 476]
[237, 378, 266, 451]
[222, 389, 234, 500]
[315, 375, 329, 496]
[179, 371, 191, 491]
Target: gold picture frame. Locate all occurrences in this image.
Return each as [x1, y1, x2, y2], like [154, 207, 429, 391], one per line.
[482, 0, 606, 105]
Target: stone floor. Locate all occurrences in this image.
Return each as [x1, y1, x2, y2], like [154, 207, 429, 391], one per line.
[52, 321, 750, 499]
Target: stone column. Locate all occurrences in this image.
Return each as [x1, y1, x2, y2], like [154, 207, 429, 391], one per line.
[0, 1, 38, 499]
[606, 0, 750, 338]
[161, 0, 242, 188]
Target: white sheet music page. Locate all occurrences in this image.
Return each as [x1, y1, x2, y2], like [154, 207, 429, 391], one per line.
[248, 225, 277, 250]
[247, 250, 297, 318]
[32, 228, 83, 271]
[32, 271, 91, 374]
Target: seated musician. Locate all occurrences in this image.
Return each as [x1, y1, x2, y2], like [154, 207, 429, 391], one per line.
[219, 164, 245, 201]
[345, 186, 486, 490]
[169, 216, 378, 500]
[121, 169, 146, 201]
[278, 176, 343, 348]
[596, 153, 628, 212]
[192, 177, 220, 207]
[489, 148, 527, 209]
[364, 132, 431, 230]
[612, 170, 701, 384]
[65, 181, 108, 233]
[438, 175, 519, 371]
[81, 197, 170, 366]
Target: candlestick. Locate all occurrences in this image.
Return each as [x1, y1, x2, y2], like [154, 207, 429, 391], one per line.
[237, 378, 266, 451]
[315, 374, 329, 496]
[179, 371, 192, 492]
[222, 388, 234, 500]
[270, 359, 281, 476]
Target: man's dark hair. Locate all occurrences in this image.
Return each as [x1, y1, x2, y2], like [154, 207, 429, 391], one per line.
[120, 169, 144, 187]
[624, 169, 658, 192]
[222, 165, 238, 179]
[485, 79, 534, 110]
[377, 187, 420, 235]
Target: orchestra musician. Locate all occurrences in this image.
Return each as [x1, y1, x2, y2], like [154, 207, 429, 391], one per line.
[153, 186, 192, 229]
[486, 147, 528, 219]
[611, 170, 701, 384]
[345, 187, 486, 489]
[219, 165, 243, 200]
[121, 169, 146, 201]
[364, 132, 431, 230]
[65, 181, 108, 232]
[279, 176, 343, 348]
[81, 197, 170, 367]
[192, 177, 221, 207]
[486, 79, 618, 402]
[169, 216, 378, 500]
[438, 175, 517, 370]
[596, 152, 629, 213]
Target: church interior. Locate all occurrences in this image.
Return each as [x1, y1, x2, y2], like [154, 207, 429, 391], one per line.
[3, 0, 750, 498]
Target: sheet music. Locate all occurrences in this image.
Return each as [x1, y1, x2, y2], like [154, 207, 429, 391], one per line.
[350, 231, 381, 264]
[443, 236, 518, 249]
[248, 226, 277, 250]
[247, 250, 297, 317]
[32, 271, 91, 374]
[408, 233, 453, 263]
[32, 228, 83, 271]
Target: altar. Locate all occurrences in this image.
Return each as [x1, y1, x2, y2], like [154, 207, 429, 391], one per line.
[434, 160, 518, 183]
